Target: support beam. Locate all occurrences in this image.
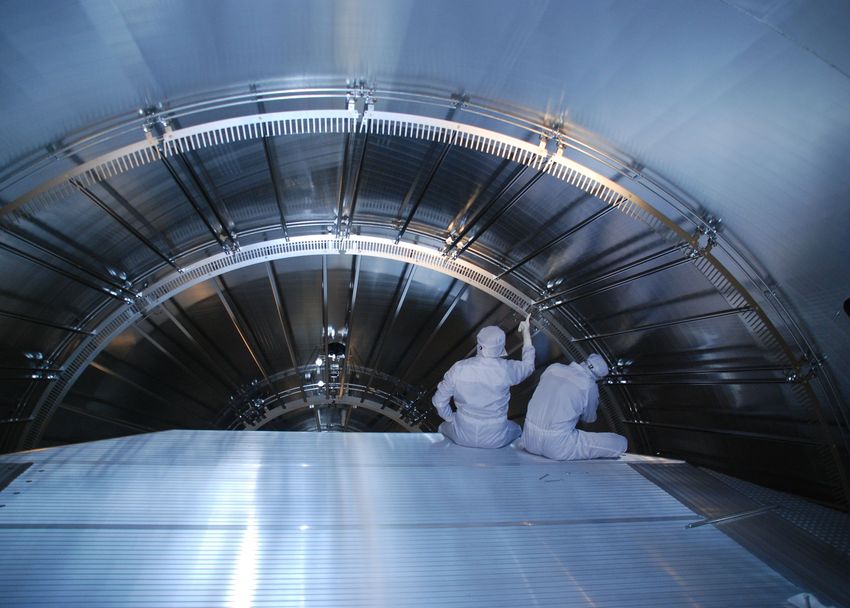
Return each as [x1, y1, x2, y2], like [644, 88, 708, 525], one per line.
[453, 168, 549, 258]
[495, 206, 615, 279]
[266, 262, 305, 402]
[160, 156, 228, 248]
[131, 321, 233, 394]
[337, 256, 361, 398]
[321, 256, 330, 389]
[395, 143, 452, 243]
[255, 94, 289, 239]
[0, 227, 137, 297]
[0, 240, 126, 301]
[70, 179, 180, 272]
[537, 256, 692, 311]
[444, 165, 528, 255]
[571, 307, 753, 342]
[539, 244, 683, 306]
[172, 153, 237, 245]
[159, 302, 243, 388]
[397, 282, 467, 380]
[336, 133, 368, 237]
[361, 264, 417, 398]
[212, 277, 272, 388]
[57, 403, 157, 433]
[622, 419, 821, 446]
[0, 309, 93, 335]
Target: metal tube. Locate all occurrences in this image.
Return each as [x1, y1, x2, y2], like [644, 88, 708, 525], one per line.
[538, 244, 684, 306]
[160, 156, 227, 247]
[538, 256, 692, 310]
[686, 505, 777, 529]
[454, 168, 548, 257]
[256, 93, 289, 239]
[1, 227, 136, 297]
[444, 165, 528, 254]
[344, 134, 368, 235]
[0, 309, 93, 335]
[361, 264, 417, 398]
[396, 142, 452, 242]
[0, 240, 125, 301]
[266, 262, 305, 402]
[173, 152, 237, 244]
[621, 420, 821, 446]
[212, 277, 272, 387]
[160, 301, 243, 388]
[71, 179, 180, 271]
[337, 256, 361, 399]
[495, 206, 615, 278]
[321, 255, 330, 388]
[571, 307, 753, 342]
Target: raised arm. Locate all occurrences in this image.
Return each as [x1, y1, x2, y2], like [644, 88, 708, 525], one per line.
[580, 381, 600, 424]
[507, 315, 535, 384]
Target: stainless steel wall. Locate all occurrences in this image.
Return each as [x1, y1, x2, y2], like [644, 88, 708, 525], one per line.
[0, 0, 848, 507]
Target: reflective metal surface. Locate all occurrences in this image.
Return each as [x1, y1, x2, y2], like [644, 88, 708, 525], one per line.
[0, 0, 849, 510]
[0, 431, 803, 607]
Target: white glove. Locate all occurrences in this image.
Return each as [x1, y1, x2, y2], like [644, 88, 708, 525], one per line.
[518, 314, 532, 347]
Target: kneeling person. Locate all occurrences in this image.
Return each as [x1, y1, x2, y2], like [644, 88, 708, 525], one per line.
[432, 318, 535, 448]
[520, 354, 627, 460]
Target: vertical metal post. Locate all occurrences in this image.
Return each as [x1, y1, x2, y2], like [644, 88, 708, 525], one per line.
[337, 256, 361, 398]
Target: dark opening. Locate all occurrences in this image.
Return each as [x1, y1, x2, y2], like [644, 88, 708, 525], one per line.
[844, 298, 850, 318]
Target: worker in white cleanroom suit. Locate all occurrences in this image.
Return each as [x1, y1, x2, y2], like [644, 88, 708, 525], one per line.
[519, 354, 627, 460]
[432, 318, 535, 448]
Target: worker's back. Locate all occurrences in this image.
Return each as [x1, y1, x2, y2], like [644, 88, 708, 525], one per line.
[525, 362, 595, 431]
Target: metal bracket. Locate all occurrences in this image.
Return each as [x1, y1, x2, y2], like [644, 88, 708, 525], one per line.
[692, 215, 721, 255]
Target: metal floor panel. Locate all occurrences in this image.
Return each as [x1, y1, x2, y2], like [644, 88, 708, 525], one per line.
[0, 431, 802, 607]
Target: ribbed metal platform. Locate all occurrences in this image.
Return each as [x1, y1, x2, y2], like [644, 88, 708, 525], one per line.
[0, 431, 807, 607]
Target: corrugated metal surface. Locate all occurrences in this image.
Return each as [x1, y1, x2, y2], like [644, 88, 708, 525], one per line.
[0, 430, 800, 607]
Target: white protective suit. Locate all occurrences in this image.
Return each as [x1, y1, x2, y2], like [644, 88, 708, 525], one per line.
[520, 357, 627, 460]
[433, 324, 535, 448]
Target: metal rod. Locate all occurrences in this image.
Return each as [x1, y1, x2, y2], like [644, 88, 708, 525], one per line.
[610, 377, 792, 386]
[0, 309, 93, 335]
[396, 143, 452, 242]
[0, 417, 33, 425]
[686, 505, 777, 529]
[344, 134, 368, 235]
[321, 255, 330, 388]
[397, 282, 468, 380]
[255, 93, 289, 239]
[538, 244, 684, 306]
[160, 156, 227, 247]
[444, 165, 528, 254]
[172, 150, 237, 244]
[0, 227, 136, 297]
[335, 134, 351, 236]
[212, 277, 272, 387]
[615, 364, 792, 377]
[131, 322, 232, 394]
[415, 301, 503, 386]
[454, 168, 548, 257]
[538, 256, 692, 310]
[89, 361, 175, 408]
[0, 240, 125, 301]
[572, 307, 753, 342]
[57, 403, 156, 433]
[266, 262, 306, 402]
[361, 264, 417, 398]
[337, 256, 361, 399]
[496, 206, 615, 278]
[621, 420, 821, 446]
[70, 179, 180, 271]
[159, 301, 243, 387]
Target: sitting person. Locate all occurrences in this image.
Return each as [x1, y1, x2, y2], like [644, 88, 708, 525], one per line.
[432, 318, 534, 448]
[519, 354, 627, 460]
